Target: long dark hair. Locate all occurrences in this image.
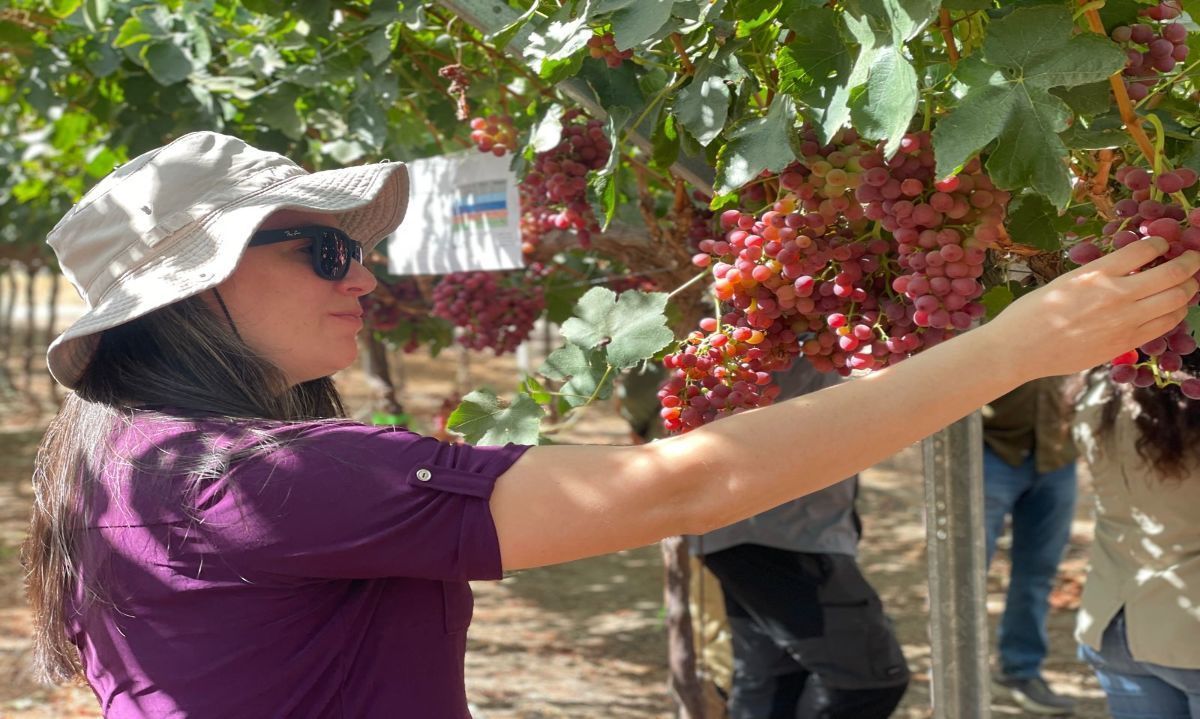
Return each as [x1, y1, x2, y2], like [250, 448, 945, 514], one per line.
[23, 295, 346, 683]
[1094, 352, 1200, 481]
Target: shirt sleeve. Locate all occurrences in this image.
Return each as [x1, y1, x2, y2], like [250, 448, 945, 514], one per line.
[196, 423, 529, 582]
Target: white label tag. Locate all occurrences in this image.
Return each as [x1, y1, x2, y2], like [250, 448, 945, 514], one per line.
[386, 150, 525, 275]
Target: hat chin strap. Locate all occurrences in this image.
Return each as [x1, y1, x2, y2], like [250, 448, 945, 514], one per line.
[210, 288, 243, 342]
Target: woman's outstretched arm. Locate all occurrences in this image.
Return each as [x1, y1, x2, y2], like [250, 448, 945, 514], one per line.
[491, 238, 1200, 570]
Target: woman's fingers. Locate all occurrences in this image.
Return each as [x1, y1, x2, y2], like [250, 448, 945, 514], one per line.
[1082, 236, 1169, 276]
[1119, 250, 1200, 300]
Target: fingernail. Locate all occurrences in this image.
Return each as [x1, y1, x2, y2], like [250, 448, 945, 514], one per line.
[1147, 236, 1169, 253]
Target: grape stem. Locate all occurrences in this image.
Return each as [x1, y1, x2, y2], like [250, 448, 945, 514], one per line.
[1079, 4, 1158, 163]
[668, 269, 715, 301]
[938, 10, 960, 67]
[670, 33, 695, 75]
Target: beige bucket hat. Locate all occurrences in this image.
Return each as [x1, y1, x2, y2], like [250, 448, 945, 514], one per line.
[45, 131, 409, 389]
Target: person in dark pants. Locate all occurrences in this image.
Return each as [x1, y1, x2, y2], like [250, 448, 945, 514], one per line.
[690, 360, 910, 719]
[983, 377, 1079, 716]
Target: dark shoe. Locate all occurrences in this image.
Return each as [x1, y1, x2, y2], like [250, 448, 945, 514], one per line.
[992, 674, 1076, 716]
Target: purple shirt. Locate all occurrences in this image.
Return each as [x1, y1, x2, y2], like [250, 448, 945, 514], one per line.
[69, 413, 528, 717]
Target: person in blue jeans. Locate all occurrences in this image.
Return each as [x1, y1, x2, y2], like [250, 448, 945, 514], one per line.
[982, 377, 1079, 715]
[1072, 354, 1200, 719]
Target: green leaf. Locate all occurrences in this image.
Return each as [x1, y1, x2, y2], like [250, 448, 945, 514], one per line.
[981, 284, 1015, 320]
[521, 375, 553, 405]
[852, 0, 940, 44]
[651, 110, 680, 170]
[82, 37, 121, 77]
[323, 139, 366, 164]
[931, 6, 1126, 207]
[777, 7, 852, 144]
[259, 85, 304, 139]
[523, 4, 592, 72]
[941, 0, 991, 9]
[735, 0, 784, 34]
[83, 0, 111, 30]
[1096, 0, 1143, 30]
[587, 107, 630, 227]
[529, 103, 565, 153]
[447, 390, 543, 446]
[47, 0, 82, 19]
[578, 56, 646, 113]
[1187, 306, 1200, 341]
[847, 46, 918, 156]
[674, 61, 731, 147]
[1060, 124, 1126, 150]
[560, 288, 675, 369]
[602, 0, 674, 50]
[714, 93, 799, 193]
[1005, 192, 1060, 252]
[114, 16, 152, 47]
[142, 43, 193, 85]
[1050, 81, 1113, 118]
[539, 344, 614, 407]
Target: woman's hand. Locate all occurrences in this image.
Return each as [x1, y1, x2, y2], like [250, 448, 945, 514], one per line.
[984, 238, 1200, 380]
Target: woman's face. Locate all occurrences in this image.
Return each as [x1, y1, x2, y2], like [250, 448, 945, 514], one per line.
[212, 209, 378, 385]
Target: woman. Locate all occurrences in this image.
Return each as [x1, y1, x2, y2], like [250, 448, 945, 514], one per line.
[1073, 353, 1200, 718]
[24, 131, 1200, 717]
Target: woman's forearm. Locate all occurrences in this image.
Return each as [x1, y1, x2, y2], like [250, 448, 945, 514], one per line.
[649, 321, 1019, 535]
[492, 239, 1200, 570]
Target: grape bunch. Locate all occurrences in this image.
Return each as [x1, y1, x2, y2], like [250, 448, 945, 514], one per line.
[1110, 1, 1189, 102]
[431, 270, 546, 354]
[858, 134, 1009, 335]
[661, 129, 1013, 432]
[468, 115, 516, 157]
[519, 109, 611, 253]
[1068, 165, 1200, 398]
[361, 276, 434, 352]
[658, 319, 788, 432]
[586, 32, 633, 68]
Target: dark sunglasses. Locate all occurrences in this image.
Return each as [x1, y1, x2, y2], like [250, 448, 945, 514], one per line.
[248, 225, 364, 281]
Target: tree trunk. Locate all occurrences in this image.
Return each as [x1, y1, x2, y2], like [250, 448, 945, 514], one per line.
[662, 535, 706, 719]
[0, 267, 12, 359]
[44, 271, 61, 402]
[44, 268, 59, 349]
[0, 267, 13, 392]
[357, 332, 404, 417]
[22, 263, 38, 383]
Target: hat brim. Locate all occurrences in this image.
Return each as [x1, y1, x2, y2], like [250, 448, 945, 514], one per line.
[47, 160, 409, 389]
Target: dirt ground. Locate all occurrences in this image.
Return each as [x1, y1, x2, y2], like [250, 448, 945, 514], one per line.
[0, 317, 1112, 718]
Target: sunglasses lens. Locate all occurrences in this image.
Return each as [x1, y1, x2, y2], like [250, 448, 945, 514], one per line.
[316, 231, 354, 280]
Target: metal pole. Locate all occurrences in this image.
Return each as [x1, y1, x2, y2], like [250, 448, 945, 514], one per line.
[435, 0, 716, 194]
[923, 413, 990, 719]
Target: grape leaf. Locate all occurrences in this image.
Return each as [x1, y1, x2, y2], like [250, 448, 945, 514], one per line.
[523, 5, 592, 73]
[1187, 306, 1200, 342]
[142, 43, 193, 85]
[447, 390, 544, 446]
[713, 94, 799, 194]
[1005, 192, 1060, 252]
[560, 288, 675, 369]
[674, 61, 732, 147]
[931, 6, 1126, 208]
[594, 0, 674, 51]
[840, 0, 924, 156]
[651, 110, 680, 170]
[539, 345, 614, 407]
[981, 284, 1015, 319]
[777, 7, 853, 145]
[529, 103, 565, 154]
[853, 0, 940, 44]
[846, 45, 918, 157]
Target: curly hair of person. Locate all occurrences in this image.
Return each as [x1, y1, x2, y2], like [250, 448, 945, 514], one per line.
[1096, 351, 1200, 482]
